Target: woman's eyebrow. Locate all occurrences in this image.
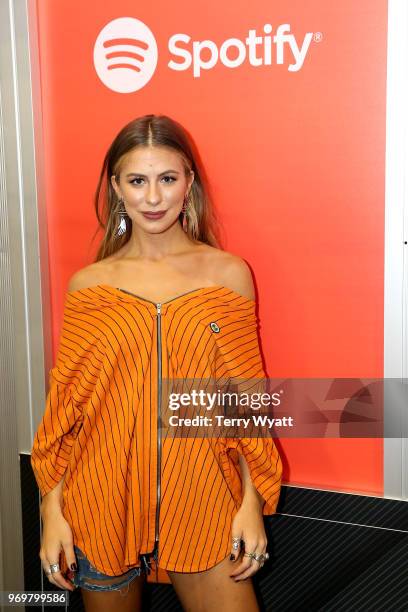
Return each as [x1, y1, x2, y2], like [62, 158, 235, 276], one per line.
[125, 170, 180, 177]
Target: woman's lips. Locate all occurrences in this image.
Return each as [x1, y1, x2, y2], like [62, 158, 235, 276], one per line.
[141, 211, 166, 220]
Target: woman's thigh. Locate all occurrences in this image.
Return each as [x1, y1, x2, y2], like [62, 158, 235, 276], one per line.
[80, 576, 145, 612]
[167, 552, 260, 612]
[72, 545, 146, 612]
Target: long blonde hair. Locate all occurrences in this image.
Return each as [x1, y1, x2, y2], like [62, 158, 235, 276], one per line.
[91, 114, 224, 262]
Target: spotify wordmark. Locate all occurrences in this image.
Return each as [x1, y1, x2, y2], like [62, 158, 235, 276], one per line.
[168, 24, 315, 77]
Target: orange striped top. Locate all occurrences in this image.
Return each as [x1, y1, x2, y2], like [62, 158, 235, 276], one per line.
[31, 284, 282, 580]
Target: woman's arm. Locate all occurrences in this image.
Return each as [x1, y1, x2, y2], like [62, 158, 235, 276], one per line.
[40, 473, 66, 518]
[238, 454, 265, 510]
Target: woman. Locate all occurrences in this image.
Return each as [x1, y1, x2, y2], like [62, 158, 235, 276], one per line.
[31, 114, 283, 612]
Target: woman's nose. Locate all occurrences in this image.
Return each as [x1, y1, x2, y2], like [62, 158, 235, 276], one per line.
[146, 182, 161, 205]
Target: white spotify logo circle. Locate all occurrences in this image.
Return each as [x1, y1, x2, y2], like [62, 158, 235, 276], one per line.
[93, 17, 158, 93]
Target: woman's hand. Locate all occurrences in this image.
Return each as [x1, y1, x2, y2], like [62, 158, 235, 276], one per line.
[39, 501, 77, 591]
[229, 493, 268, 581]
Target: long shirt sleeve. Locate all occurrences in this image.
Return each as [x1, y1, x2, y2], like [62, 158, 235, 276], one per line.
[31, 366, 84, 498]
[214, 304, 283, 515]
[30, 295, 88, 498]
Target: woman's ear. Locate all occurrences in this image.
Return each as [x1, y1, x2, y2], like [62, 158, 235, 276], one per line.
[110, 174, 120, 198]
[188, 170, 195, 191]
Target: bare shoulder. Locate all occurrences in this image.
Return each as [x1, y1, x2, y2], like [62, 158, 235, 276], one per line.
[201, 245, 255, 302]
[67, 262, 108, 292]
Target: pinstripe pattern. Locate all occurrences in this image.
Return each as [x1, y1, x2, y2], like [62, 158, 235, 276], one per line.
[31, 284, 282, 578]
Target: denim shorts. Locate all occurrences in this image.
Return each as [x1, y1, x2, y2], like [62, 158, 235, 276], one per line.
[72, 545, 146, 593]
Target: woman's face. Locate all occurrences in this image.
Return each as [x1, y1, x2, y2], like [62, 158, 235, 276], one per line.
[111, 145, 194, 234]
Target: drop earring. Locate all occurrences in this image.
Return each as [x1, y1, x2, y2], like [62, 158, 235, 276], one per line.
[181, 193, 190, 232]
[116, 197, 128, 237]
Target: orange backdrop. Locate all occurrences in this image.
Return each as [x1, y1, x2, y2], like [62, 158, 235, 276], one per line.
[33, 0, 388, 551]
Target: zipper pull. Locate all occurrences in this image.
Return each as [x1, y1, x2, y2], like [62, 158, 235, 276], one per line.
[157, 303, 161, 315]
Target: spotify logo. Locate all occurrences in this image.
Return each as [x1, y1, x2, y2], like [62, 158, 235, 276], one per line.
[93, 17, 158, 93]
[94, 18, 317, 93]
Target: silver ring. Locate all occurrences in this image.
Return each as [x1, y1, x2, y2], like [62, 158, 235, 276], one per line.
[243, 552, 257, 560]
[49, 563, 60, 574]
[254, 552, 269, 564]
[244, 551, 269, 565]
[232, 537, 241, 550]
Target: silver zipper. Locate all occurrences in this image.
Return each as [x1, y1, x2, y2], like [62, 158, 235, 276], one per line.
[117, 287, 163, 575]
[154, 302, 162, 577]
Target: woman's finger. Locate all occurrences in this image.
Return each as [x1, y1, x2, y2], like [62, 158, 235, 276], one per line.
[230, 542, 267, 580]
[229, 539, 257, 577]
[42, 557, 75, 591]
[61, 540, 78, 582]
[229, 533, 242, 562]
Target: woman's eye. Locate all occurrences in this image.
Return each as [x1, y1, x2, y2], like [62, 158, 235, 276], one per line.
[130, 176, 176, 186]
